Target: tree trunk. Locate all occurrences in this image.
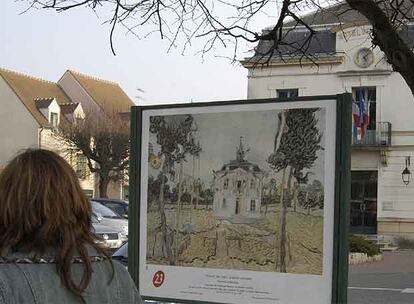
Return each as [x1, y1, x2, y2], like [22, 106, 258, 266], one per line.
[292, 181, 299, 212]
[98, 173, 110, 198]
[263, 185, 268, 216]
[159, 163, 174, 265]
[286, 167, 293, 208]
[191, 155, 196, 210]
[346, 0, 414, 96]
[274, 111, 287, 151]
[195, 156, 200, 209]
[174, 161, 184, 261]
[305, 191, 309, 214]
[278, 166, 290, 272]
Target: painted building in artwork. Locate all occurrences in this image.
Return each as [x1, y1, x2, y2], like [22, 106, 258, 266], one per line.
[213, 138, 264, 219]
[242, 2, 414, 237]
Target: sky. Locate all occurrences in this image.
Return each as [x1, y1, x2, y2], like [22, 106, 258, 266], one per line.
[148, 109, 326, 186]
[0, 1, 264, 105]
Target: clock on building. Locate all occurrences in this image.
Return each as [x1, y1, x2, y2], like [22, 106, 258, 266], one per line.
[354, 47, 374, 68]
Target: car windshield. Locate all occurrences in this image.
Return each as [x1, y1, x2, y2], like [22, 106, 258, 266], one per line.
[105, 202, 128, 217]
[91, 214, 100, 223]
[113, 242, 128, 258]
[91, 201, 122, 219]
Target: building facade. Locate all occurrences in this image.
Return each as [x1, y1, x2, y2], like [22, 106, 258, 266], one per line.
[213, 139, 264, 220]
[242, 5, 414, 237]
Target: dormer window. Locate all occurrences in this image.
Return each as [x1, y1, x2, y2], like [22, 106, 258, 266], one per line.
[50, 112, 59, 127]
[34, 98, 61, 127]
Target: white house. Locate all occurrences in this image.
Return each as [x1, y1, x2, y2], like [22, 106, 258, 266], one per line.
[0, 67, 94, 195]
[0, 67, 134, 199]
[242, 3, 414, 237]
[213, 138, 264, 220]
[58, 70, 134, 198]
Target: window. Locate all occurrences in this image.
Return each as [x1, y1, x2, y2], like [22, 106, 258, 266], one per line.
[105, 202, 128, 217]
[122, 185, 129, 200]
[222, 198, 227, 208]
[224, 179, 229, 190]
[250, 200, 256, 212]
[50, 112, 59, 127]
[350, 171, 377, 234]
[76, 154, 88, 179]
[237, 180, 242, 190]
[250, 179, 255, 189]
[91, 201, 122, 219]
[277, 89, 299, 98]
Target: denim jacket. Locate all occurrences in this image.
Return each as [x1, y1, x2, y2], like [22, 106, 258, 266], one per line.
[0, 250, 141, 304]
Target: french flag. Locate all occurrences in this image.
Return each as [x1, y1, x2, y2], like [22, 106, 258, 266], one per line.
[359, 90, 370, 138]
[352, 100, 360, 140]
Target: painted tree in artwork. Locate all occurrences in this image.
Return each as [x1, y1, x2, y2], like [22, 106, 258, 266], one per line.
[149, 115, 200, 265]
[268, 108, 322, 272]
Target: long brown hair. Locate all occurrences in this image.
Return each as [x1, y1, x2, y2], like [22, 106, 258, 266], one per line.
[0, 149, 113, 302]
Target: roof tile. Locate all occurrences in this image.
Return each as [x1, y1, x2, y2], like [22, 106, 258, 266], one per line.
[0, 68, 71, 126]
[67, 70, 134, 113]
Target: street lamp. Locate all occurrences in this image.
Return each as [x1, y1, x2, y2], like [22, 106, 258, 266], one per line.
[402, 156, 411, 186]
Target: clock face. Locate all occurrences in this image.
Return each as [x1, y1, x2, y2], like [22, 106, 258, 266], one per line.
[355, 48, 374, 68]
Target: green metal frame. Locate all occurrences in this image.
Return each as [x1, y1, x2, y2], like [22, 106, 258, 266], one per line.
[129, 93, 352, 304]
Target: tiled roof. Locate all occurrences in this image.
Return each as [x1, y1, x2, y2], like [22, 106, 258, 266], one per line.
[220, 159, 263, 173]
[67, 70, 134, 113]
[0, 68, 72, 126]
[253, 29, 336, 60]
[283, 2, 365, 28]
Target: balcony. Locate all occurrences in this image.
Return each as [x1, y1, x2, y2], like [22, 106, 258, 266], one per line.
[352, 122, 392, 148]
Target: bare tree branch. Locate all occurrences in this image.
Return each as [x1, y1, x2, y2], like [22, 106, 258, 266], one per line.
[54, 110, 130, 197]
[21, 0, 414, 94]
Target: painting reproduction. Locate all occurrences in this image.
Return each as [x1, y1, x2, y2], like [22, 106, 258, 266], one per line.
[145, 106, 326, 275]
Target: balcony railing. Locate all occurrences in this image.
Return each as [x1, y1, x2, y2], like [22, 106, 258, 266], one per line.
[352, 122, 392, 147]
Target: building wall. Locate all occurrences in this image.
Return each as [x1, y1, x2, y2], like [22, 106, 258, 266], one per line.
[0, 77, 39, 166]
[58, 72, 101, 113]
[377, 149, 414, 236]
[107, 180, 123, 199]
[351, 151, 379, 171]
[40, 128, 96, 195]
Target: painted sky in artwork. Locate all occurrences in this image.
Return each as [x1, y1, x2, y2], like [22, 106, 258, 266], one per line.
[149, 108, 326, 186]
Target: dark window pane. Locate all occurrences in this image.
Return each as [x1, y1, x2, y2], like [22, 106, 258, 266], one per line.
[367, 101, 376, 130]
[278, 91, 288, 98]
[351, 182, 364, 200]
[277, 89, 298, 98]
[365, 182, 377, 198]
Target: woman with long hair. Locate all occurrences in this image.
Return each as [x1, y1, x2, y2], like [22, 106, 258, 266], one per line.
[0, 149, 141, 303]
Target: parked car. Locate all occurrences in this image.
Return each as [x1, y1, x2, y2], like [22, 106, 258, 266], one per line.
[112, 242, 128, 267]
[91, 201, 128, 242]
[92, 198, 129, 219]
[92, 215, 123, 249]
